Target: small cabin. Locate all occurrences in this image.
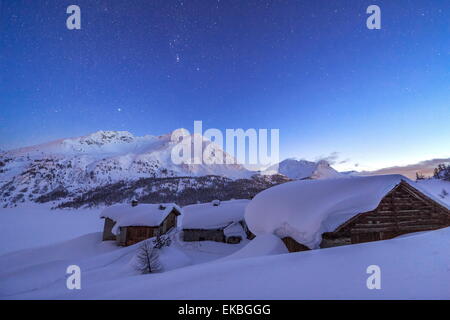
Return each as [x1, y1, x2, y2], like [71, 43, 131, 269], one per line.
[100, 202, 181, 246]
[245, 175, 450, 252]
[182, 199, 252, 244]
[319, 181, 450, 249]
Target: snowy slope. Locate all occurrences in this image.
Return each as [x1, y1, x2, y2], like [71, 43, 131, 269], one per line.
[1, 226, 449, 299]
[219, 234, 288, 261]
[263, 159, 341, 180]
[416, 179, 450, 206]
[0, 204, 102, 255]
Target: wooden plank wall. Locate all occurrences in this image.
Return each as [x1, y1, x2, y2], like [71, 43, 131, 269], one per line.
[330, 183, 450, 245]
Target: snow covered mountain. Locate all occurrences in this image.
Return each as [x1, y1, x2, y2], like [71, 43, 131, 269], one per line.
[2, 130, 250, 179]
[0, 131, 287, 207]
[263, 158, 341, 180]
[0, 131, 347, 208]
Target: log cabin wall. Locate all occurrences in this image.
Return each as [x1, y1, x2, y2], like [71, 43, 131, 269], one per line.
[117, 209, 180, 246]
[321, 182, 450, 247]
[282, 237, 311, 252]
[121, 226, 159, 246]
[182, 228, 244, 244]
[102, 218, 117, 241]
[226, 236, 242, 244]
[320, 233, 351, 248]
[161, 210, 178, 234]
[182, 228, 226, 242]
[117, 227, 127, 246]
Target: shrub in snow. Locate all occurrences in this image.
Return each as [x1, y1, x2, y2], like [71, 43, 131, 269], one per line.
[415, 172, 425, 180]
[133, 240, 162, 274]
[153, 234, 172, 249]
[439, 189, 449, 199]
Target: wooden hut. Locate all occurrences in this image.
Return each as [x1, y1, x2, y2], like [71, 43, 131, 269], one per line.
[319, 180, 450, 249]
[100, 202, 181, 246]
[245, 175, 450, 253]
[182, 199, 251, 244]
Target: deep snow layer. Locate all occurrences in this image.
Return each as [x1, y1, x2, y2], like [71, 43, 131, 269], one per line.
[416, 179, 450, 206]
[56, 227, 450, 299]
[219, 234, 288, 262]
[1, 227, 449, 299]
[0, 204, 102, 255]
[0, 232, 249, 299]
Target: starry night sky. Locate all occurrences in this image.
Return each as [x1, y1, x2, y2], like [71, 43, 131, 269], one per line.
[0, 0, 449, 171]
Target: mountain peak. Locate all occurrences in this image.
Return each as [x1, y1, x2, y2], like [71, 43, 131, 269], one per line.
[74, 130, 135, 145]
[264, 158, 341, 180]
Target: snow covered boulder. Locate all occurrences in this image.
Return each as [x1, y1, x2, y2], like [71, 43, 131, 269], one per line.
[245, 175, 450, 251]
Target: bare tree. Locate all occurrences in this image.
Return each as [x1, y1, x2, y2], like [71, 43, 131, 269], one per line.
[133, 240, 162, 274]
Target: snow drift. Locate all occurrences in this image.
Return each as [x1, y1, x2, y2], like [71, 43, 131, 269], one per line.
[220, 234, 288, 261]
[4, 226, 448, 299]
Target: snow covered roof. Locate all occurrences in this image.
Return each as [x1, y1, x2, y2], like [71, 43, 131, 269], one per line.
[100, 203, 181, 233]
[415, 179, 450, 207]
[182, 199, 250, 229]
[245, 174, 450, 249]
